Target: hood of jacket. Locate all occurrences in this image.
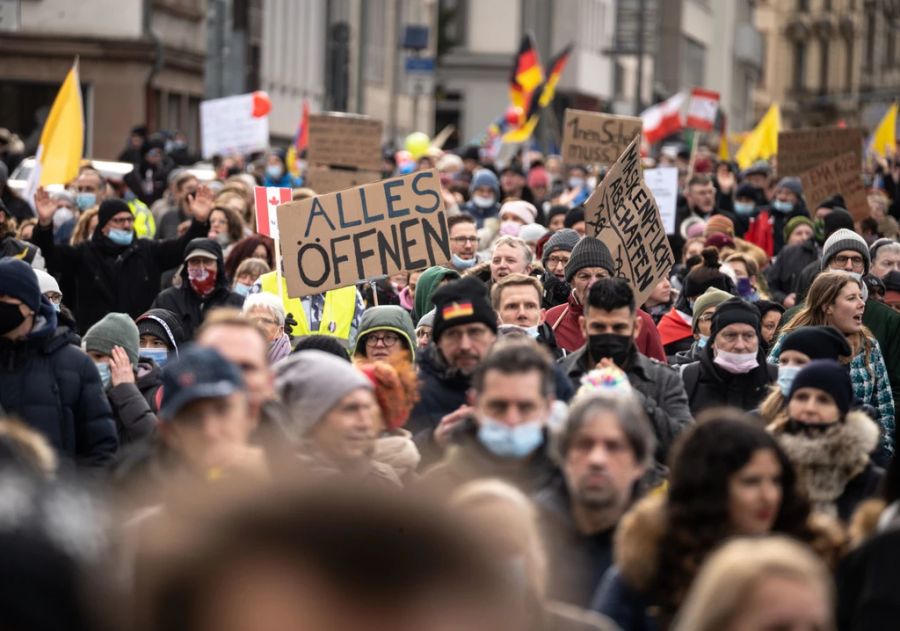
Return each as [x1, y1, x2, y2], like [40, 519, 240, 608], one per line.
[414, 266, 461, 319]
[178, 238, 229, 290]
[352, 305, 416, 357]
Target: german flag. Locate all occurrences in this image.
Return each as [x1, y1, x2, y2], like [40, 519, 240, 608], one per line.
[509, 34, 543, 112]
[504, 43, 572, 143]
[442, 301, 474, 321]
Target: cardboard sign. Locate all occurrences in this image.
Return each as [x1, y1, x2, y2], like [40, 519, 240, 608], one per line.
[253, 186, 293, 239]
[643, 167, 679, 234]
[777, 127, 862, 178]
[307, 113, 383, 171]
[277, 169, 450, 297]
[799, 151, 868, 221]
[200, 93, 269, 159]
[583, 136, 675, 305]
[562, 110, 643, 166]
[306, 168, 381, 195]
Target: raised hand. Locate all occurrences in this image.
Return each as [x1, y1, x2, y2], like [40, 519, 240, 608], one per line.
[108, 346, 135, 386]
[189, 184, 215, 223]
[34, 186, 57, 226]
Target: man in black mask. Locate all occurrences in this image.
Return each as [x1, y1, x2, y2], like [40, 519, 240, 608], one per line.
[561, 278, 693, 462]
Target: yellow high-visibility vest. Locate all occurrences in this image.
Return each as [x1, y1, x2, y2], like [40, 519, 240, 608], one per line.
[128, 199, 156, 239]
[258, 272, 356, 340]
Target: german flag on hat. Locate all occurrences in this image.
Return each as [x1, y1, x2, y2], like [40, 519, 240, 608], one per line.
[430, 277, 498, 342]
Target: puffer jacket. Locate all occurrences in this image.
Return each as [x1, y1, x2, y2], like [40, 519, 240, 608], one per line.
[107, 357, 160, 446]
[151, 238, 245, 339]
[351, 305, 416, 358]
[0, 233, 45, 270]
[0, 299, 118, 467]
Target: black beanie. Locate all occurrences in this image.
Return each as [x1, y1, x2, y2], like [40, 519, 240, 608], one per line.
[780, 325, 851, 361]
[96, 198, 132, 231]
[822, 208, 854, 238]
[682, 248, 735, 299]
[431, 277, 498, 342]
[292, 334, 351, 361]
[136, 308, 186, 352]
[564, 206, 585, 229]
[710, 297, 760, 342]
[788, 359, 853, 416]
[565, 236, 615, 282]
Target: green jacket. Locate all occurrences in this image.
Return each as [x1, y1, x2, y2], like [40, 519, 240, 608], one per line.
[352, 305, 416, 358]
[414, 266, 460, 320]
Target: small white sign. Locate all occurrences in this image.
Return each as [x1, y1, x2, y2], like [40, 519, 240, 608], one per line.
[200, 93, 269, 159]
[0, 0, 20, 32]
[644, 167, 679, 235]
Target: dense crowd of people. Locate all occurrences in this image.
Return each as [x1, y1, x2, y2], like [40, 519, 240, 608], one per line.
[1, 129, 900, 630]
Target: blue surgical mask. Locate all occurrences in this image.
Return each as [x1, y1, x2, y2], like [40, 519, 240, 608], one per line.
[107, 228, 133, 246]
[772, 199, 794, 213]
[777, 365, 802, 396]
[95, 362, 111, 389]
[233, 282, 252, 297]
[266, 164, 284, 179]
[734, 201, 755, 216]
[523, 325, 540, 339]
[477, 418, 544, 458]
[451, 253, 477, 270]
[697, 335, 709, 349]
[139, 347, 170, 367]
[75, 192, 96, 210]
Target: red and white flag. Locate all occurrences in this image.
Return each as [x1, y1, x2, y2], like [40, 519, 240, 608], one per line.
[641, 92, 685, 145]
[254, 186, 293, 239]
[686, 88, 720, 131]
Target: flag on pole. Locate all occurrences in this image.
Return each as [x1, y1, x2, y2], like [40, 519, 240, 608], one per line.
[285, 99, 310, 178]
[508, 34, 543, 112]
[503, 44, 572, 144]
[870, 102, 898, 158]
[686, 88, 720, 131]
[735, 104, 780, 169]
[641, 92, 686, 145]
[254, 186, 293, 239]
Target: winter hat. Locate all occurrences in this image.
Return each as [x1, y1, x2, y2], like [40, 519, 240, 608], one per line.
[184, 238, 222, 263]
[417, 309, 435, 329]
[682, 248, 735, 299]
[691, 287, 734, 332]
[710, 297, 760, 342]
[542, 228, 580, 266]
[430, 276, 498, 342]
[32, 269, 60, 297]
[292, 334, 350, 361]
[788, 359, 853, 417]
[822, 208, 854, 238]
[499, 200, 538, 224]
[547, 205, 569, 225]
[96, 198, 132, 231]
[468, 168, 500, 197]
[564, 206, 585, 229]
[519, 223, 548, 243]
[822, 228, 870, 274]
[783, 216, 815, 242]
[704, 232, 735, 250]
[775, 176, 804, 199]
[83, 313, 141, 366]
[160, 346, 244, 420]
[818, 194, 847, 211]
[780, 325, 852, 361]
[869, 238, 896, 263]
[0, 258, 41, 312]
[527, 167, 550, 189]
[741, 160, 772, 177]
[275, 350, 373, 435]
[565, 236, 615, 282]
[136, 308, 186, 353]
[883, 270, 900, 293]
[735, 183, 764, 203]
[704, 215, 735, 238]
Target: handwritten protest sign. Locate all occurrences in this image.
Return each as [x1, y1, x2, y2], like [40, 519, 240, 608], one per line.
[200, 93, 270, 159]
[307, 113, 383, 171]
[562, 110, 643, 166]
[306, 168, 381, 194]
[777, 127, 862, 178]
[799, 151, 868, 221]
[277, 169, 450, 297]
[643, 167, 679, 235]
[583, 136, 675, 305]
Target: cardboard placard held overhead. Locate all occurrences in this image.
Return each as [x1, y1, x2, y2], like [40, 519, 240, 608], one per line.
[277, 169, 450, 297]
[307, 113, 383, 171]
[562, 110, 643, 166]
[583, 136, 675, 305]
[306, 168, 382, 195]
[777, 127, 863, 178]
[799, 151, 868, 221]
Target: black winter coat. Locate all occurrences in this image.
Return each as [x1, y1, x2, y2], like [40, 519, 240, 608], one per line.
[107, 357, 161, 447]
[764, 238, 820, 304]
[32, 218, 209, 333]
[837, 525, 900, 630]
[0, 300, 118, 467]
[681, 345, 777, 415]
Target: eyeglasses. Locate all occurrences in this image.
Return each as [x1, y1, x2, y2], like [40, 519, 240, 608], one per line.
[107, 215, 135, 227]
[719, 331, 757, 344]
[698, 314, 714, 322]
[451, 236, 479, 244]
[546, 255, 570, 266]
[365, 332, 400, 347]
[833, 254, 864, 266]
[45, 292, 62, 305]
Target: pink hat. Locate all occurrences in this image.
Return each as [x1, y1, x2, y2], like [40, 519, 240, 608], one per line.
[499, 200, 538, 224]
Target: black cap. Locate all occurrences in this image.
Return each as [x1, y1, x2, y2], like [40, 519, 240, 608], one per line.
[822, 208, 854, 238]
[564, 206, 585, 228]
[431, 277, 498, 342]
[710, 298, 760, 342]
[184, 238, 223, 263]
[160, 346, 244, 420]
[96, 198, 132, 231]
[788, 359, 854, 416]
[780, 325, 852, 360]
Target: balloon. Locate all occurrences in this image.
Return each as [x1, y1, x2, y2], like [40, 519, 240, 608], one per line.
[504, 105, 525, 128]
[404, 132, 431, 159]
[251, 91, 271, 118]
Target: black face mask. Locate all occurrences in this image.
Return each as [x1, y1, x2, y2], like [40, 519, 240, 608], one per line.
[588, 333, 633, 367]
[0, 302, 26, 335]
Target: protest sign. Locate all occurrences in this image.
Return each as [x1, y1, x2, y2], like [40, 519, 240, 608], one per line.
[799, 151, 868, 221]
[307, 113, 383, 171]
[777, 127, 863, 177]
[253, 186, 293, 239]
[643, 167, 679, 234]
[277, 169, 450, 297]
[583, 136, 675, 305]
[562, 110, 642, 166]
[200, 93, 269, 159]
[306, 168, 381, 195]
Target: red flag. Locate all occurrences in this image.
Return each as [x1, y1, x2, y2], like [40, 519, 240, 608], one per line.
[641, 93, 686, 145]
[686, 88, 720, 131]
[254, 186, 293, 238]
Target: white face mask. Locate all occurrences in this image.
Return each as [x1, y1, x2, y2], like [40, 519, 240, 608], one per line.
[713, 349, 759, 374]
[473, 195, 495, 209]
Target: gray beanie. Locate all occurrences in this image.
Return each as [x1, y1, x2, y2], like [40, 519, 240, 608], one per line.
[83, 313, 140, 366]
[565, 236, 615, 282]
[541, 228, 581, 266]
[275, 350, 373, 435]
[775, 176, 803, 199]
[822, 228, 870, 274]
[417, 308, 435, 329]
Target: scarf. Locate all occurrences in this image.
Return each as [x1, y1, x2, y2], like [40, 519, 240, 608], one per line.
[267, 332, 292, 364]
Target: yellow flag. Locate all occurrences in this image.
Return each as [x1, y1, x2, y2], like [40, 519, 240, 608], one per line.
[36, 61, 84, 185]
[735, 104, 780, 170]
[871, 102, 898, 158]
[717, 132, 729, 161]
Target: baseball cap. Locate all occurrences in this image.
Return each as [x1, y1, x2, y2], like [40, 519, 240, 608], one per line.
[159, 346, 244, 420]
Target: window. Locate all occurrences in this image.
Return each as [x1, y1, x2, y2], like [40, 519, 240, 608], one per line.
[793, 40, 806, 90]
[682, 37, 706, 92]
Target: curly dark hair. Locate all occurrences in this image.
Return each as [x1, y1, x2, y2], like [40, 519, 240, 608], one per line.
[224, 234, 275, 281]
[652, 411, 812, 623]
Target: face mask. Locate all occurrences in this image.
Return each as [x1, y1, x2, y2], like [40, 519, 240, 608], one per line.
[777, 365, 802, 396]
[568, 177, 585, 189]
[214, 231, 232, 247]
[771, 199, 794, 214]
[737, 277, 754, 298]
[523, 324, 540, 339]
[0, 302, 26, 335]
[266, 164, 284, 179]
[786, 418, 836, 436]
[588, 333, 633, 367]
[139, 347, 170, 367]
[188, 266, 217, 297]
[233, 282, 252, 297]
[53, 207, 75, 229]
[472, 194, 495, 209]
[478, 418, 544, 459]
[713, 349, 759, 374]
[499, 220, 521, 236]
[697, 335, 709, 349]
[107, 228, 133, 246]
[451, 253, 477, 270]
[51, 302, 60, 313]
[734, 201, 755, 216]
[75, 192, 96, 211]
[95, 362, 111, 389]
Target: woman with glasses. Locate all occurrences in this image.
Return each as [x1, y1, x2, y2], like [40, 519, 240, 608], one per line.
[351, 305, 417, 363]
[243, 292, 292, 364]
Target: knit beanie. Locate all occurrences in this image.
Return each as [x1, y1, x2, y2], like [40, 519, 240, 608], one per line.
[136, 308, 186, 352]
[788, 359, 853, 416]
[564, 206, 585, 229]
[431, 277, 498, 342]
[780, 325, 852, 361]
[541, 228, 580, 266]
[704, 215, 735, 238]
[710, 298, 760, 342]
[416, 309, 435, 329]
[704, 233, 735, 250]
[33, 269, 60, 297]
[519, 223, 548, 243]
[547, 205, 569, 225]
[565, 236, 615, 282]
[499, 200, 538, 224]
[682, 248, 735, 299]
[0, 258, 41, 312]
[818, 194, 847, 211]
[822, 208, 854, 237]
[292, 334, 351, 361]
[83, 313, 141, 366]
[691, 287, 734, 332]
[96, 198, 132, 231]
[884, 270, 900, 293]
[775, 176, 804, 199]
[783, 216, 815, 242]
[469, 168, 500, 197]
[275, 350, 373, 435]
[822, 228, 870, 274]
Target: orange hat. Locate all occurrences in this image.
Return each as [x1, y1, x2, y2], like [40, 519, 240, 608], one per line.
[703, 214, 735, 238]
[354, 356, 420, 430]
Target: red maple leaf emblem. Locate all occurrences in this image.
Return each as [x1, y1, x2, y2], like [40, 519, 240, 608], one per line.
[268, 196, 279, 206]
